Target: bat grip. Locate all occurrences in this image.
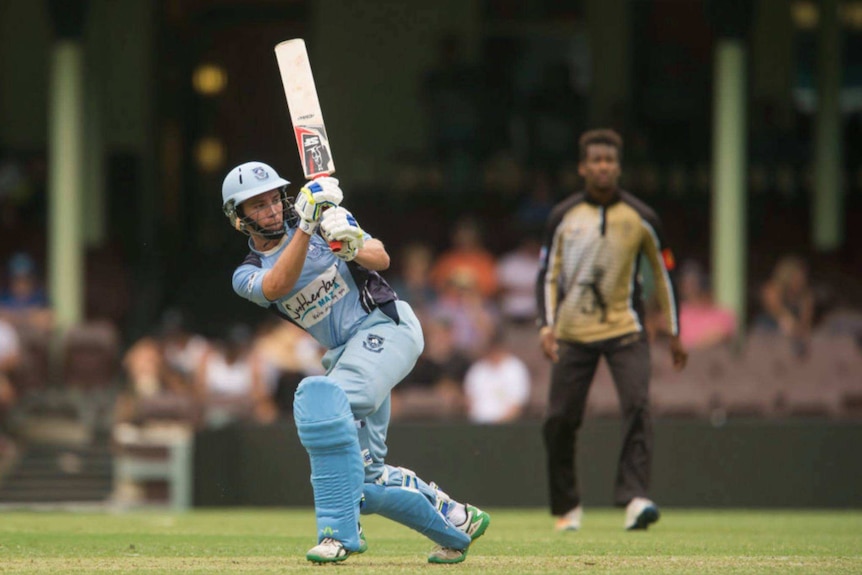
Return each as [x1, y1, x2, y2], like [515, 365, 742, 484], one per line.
[317, 200, 343, 252]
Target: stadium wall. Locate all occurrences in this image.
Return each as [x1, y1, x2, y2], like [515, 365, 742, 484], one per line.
[193, 419, 862, 508]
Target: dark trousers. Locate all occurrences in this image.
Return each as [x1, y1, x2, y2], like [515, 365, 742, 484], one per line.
[543, 332, 652, 514]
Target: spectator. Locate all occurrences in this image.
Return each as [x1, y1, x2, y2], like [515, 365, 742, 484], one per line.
[389, 242, 438, 317]
[121, 336, 169, 398]
[395, 316, 471, 417]
[194, 323, 277, 428]
[253, 319, 325, 417]
[677, 260, 737, 350]
[114, 334, 198, 429]
[0, 316, 20, 385]
[112, 334, 198, 506]
[158, 309, 209, 390]
[430, 271, 499, 359]
[755, 255, 815, 355]
[430, 218, 498, 299]
[463, 328, 530, 424]
[0, 252, 52, 332]
[0, 316, 20, 462]
[496, 235, 541, 325]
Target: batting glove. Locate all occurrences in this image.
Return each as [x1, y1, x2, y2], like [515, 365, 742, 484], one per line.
[320, 207, 365, 261]
[294, 176, 343, 235]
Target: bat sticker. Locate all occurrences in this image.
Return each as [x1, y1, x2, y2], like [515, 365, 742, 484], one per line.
[295, 126, 333, 178]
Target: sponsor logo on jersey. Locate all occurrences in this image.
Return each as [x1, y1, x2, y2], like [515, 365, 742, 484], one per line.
[362, 333, 385, 353]
[281, 264, 350, 328]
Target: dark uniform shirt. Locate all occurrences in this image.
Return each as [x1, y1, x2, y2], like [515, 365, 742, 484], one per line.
[536, 189, 679, 344]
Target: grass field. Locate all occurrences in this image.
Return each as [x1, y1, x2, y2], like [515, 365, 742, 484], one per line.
[0, 508, 860, 574]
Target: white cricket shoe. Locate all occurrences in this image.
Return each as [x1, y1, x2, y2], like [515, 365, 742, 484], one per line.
[624, 497, 660, 530]
[428, 504, 491, 564]
[306, 530, 367, 564]
[306, 538, 349, 563]
[555, 505, 583, 531]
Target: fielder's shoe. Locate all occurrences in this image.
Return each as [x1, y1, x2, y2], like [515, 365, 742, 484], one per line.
[428, 504, 491, 564]
[306, 529, 367, 563]
[624, 497, 660, 530]
[555, 505, 583, 531]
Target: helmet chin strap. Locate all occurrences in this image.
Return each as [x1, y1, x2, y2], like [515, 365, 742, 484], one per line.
[237, 213, 285, 239]
[250, 223, 286, 240]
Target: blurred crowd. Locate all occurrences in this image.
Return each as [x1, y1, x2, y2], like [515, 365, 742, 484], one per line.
[111, 216, 542, 437]
[0, 181, 860, 483]
[0, 212, 859, 464]
[0, 214, 860, 451]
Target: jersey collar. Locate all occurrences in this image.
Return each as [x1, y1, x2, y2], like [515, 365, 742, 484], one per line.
[584, 187, 622, 206]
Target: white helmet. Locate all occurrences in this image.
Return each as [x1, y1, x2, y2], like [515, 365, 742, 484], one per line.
[221, 161, 293, 237]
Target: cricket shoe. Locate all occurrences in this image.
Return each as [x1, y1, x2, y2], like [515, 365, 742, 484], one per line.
[306, 529, 367, 563]
[624, 497, 660, 530]
[428, 504, 491, 564]
[555, 505, 583, 531]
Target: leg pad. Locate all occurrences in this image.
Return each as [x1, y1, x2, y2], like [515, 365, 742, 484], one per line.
[361, 466, 471, 550]
[294, 376, 364, 550]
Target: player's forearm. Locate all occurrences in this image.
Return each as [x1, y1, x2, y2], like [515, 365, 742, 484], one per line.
[352, 239, 390, 271]
[262, 232, 311, 300]
[650, 263, 679, 335]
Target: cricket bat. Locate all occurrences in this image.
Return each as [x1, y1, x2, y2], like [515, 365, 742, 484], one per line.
[274, 38, 341, 250]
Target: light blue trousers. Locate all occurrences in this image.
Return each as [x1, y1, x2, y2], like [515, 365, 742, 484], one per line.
[322, 300, 423, 482]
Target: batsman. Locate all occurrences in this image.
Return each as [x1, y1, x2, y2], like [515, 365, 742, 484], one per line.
[221, 161, 490, 564]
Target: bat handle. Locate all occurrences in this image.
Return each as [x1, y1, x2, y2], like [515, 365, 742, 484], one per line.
[316, 198, 343, 253]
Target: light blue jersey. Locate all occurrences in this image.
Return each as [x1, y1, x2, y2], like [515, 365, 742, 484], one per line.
[232, 224, 424, 482]
[232, 226, 398, 350]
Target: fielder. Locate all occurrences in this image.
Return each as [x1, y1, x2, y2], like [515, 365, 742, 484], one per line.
[221, 161, 490, 564]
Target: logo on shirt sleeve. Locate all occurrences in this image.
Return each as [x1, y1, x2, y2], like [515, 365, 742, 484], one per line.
[246, 272, 259, 294]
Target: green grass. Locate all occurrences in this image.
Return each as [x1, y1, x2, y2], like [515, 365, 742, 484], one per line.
[0, 508, 860, 574]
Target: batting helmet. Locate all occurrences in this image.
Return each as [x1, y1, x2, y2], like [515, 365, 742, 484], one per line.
[221, 161, 294, 237]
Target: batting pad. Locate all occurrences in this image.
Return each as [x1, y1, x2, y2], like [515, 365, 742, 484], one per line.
[294, 376, 364, 550]
[361, 466, 472, 550]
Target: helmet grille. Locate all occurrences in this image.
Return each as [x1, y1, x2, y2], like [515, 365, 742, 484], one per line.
[225, 186, 296, 238]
